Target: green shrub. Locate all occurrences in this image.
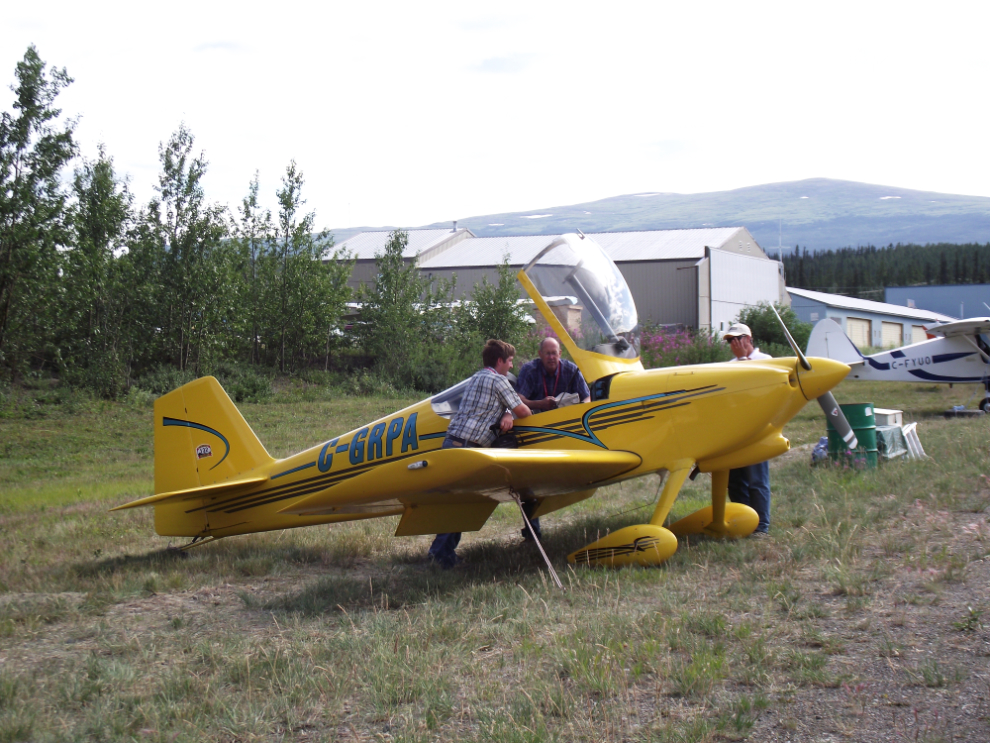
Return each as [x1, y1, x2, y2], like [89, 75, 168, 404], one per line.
[736, 302, 812, 353]
[134, 365, 197, 396]
[124, 386, 155, 408]
[211, 363, 273, 402]
[640, 326, 732, 368]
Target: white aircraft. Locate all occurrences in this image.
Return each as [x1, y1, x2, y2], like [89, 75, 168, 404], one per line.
[807, 317, 990, 411]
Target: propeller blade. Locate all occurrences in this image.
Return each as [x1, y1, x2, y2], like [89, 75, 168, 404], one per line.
[770, 304, 811, 371]
[817, 391, 857, 450]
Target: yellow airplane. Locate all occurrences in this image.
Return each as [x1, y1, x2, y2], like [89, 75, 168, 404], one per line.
[113, 233, 851, 568]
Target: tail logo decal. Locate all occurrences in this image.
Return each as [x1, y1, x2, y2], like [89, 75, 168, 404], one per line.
[163, 417, 230, 470]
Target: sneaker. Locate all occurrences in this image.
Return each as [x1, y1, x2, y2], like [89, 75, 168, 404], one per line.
[750, 530, 770, 540]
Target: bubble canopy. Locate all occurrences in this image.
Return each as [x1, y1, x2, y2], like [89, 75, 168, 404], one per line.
[522, 234, 639, 359]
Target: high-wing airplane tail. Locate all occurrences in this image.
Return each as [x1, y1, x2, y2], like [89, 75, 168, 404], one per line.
[806, 319, 864, 365]
[152, 376, 274, 495]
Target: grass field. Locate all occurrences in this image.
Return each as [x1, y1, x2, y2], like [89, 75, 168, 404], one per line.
[1, 378, 989, 742]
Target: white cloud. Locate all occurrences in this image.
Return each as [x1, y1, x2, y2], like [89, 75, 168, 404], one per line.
[472, 54, 535, 74]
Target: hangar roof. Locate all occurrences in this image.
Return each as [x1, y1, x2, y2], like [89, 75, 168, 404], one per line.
[590, 228, 745, 261]
[419, 235, 555, 268]
[418, 228, 757, 269]
[335, 229, 473, 260]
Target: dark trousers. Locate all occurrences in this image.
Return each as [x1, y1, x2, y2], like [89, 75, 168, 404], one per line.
[521, 501, 542, 541]
[728, 461, 771, 533]
[429, 435, 473, 567]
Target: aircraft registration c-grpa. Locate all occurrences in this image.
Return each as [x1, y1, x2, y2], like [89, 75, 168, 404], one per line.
[114, 234, 852, 568]
[807, 317, 990, 412]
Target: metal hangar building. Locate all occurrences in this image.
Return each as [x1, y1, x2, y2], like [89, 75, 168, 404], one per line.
[333, 227, 787, 333]
[787, 287, 954, 348]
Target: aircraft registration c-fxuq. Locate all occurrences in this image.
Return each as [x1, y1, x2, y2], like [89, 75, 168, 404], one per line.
[807, 317, 990, 412]
[114, 233, 851, 567]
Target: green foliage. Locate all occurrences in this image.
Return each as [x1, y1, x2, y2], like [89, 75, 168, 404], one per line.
[783, 242, 990, 299]
[640, 326, 732, 368]
[58, 146, 134, 398]
[466, 257, 532, 343]
[133, 364, 197, 396]
[230, 171, 272, 366]
[137, 124, 234, 373]
[210, 362, 272, 403]
[357, 230, 477, 392]
[253, 162, 353, 373]
[735, 302, 812, 356]
[0, 46, 77, 378]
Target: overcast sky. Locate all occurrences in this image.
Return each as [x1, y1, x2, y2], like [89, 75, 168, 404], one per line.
[4, 1, 988, 229]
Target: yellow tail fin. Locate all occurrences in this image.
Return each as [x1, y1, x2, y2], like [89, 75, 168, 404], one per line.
[154, 376, 274, 495]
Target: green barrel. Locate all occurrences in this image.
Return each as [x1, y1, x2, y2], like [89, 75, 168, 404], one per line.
[827, 403, 878, 468]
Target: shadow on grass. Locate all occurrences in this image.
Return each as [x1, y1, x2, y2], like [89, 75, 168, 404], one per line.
[69, 542, 327, 580]
[264, 508, 717, 616]
[69, 548, 191, 579]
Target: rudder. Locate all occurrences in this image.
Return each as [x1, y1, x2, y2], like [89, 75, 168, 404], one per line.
[154, 376, 274, 495]
[806, 318, 863, 364]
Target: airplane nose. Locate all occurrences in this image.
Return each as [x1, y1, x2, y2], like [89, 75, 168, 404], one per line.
[798, 358, 851, 400]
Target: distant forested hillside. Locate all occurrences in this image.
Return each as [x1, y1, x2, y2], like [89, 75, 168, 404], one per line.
[782, 243, 990, 300]
[416, 178, 990, 253]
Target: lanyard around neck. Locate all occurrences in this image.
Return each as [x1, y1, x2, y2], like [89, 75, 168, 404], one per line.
[542, 364, 561, 399]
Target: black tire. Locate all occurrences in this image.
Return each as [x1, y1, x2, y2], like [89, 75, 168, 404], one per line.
[980, 397, 990, 413]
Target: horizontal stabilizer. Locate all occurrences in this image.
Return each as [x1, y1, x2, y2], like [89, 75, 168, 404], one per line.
[111, 475, 268, 511]
[279, 448, 641, 516]
[807, 318, 864, 365]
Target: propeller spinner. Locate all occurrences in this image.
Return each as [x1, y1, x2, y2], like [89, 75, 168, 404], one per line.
[769, 305, 858, 451]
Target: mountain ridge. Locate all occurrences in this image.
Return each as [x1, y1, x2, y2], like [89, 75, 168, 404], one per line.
[331, 178, 990, 253]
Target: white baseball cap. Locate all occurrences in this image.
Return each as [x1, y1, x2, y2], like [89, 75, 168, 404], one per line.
[724, 323, 752, 339]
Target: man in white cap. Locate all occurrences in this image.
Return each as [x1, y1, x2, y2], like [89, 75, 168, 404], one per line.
[723, 322, 773, 536]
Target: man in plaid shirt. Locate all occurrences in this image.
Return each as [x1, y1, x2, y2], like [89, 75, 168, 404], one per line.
[429, 339, 532, 567]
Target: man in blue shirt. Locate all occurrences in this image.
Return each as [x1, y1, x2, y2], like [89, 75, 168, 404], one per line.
[514, 336, 591, 540]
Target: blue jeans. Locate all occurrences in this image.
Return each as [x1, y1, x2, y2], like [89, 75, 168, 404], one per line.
[728, 461, 770, 533]
[429, 435, 471, 567]
[428, 532, 462, 568]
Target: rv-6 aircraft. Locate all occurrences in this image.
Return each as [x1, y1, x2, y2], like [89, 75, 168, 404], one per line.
[114, 234, 853, 567]
[807, 317, 990, 412]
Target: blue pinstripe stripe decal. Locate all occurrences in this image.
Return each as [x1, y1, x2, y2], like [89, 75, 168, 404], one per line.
[515, 389, 715, 449]
[162, 417, 230, 470]
[272, 462, 316, 479]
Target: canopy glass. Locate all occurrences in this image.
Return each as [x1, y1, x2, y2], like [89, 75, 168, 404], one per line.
[522, 234, 639, 359]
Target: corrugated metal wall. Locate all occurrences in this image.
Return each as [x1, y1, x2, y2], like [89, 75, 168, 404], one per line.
[886, 284, 990, 319]
[420, 267, 511, 299]
[615, 260, 699, 327]
[710, 250, 782, 333]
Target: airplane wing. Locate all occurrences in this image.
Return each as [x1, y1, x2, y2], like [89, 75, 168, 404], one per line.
[278, 448, 642, 517]
[925, 317, 990, 337]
